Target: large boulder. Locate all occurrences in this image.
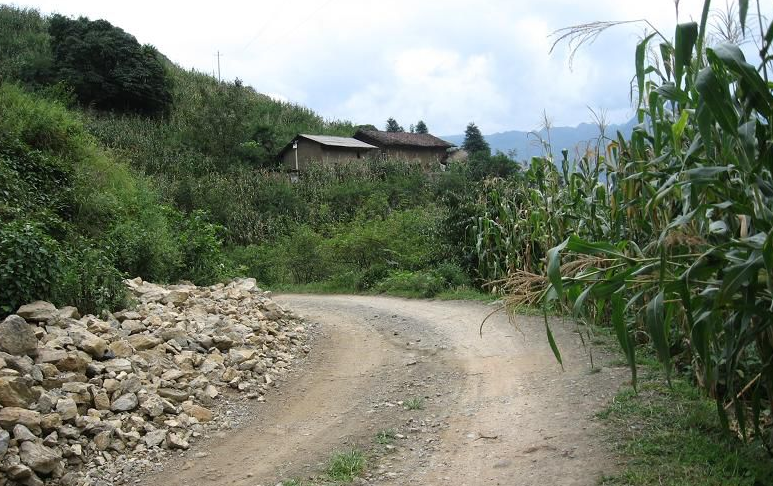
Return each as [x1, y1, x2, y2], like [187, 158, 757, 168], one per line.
[16, 301, 57, 322]
[0, 315, 38, 356]
[20, 440, 62, 474]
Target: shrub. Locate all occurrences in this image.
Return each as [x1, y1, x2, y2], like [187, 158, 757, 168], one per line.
[226, 244, 284, 286]
[0, 221, 63, 314]
[56, 243, 126, 315]
[174, 210, 229, 285]
[377, 270, 444, 298]
[283, 225, 330, 284]
[434, 262, 471, 288]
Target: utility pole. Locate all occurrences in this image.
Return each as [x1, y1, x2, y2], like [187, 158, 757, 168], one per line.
[216, 51, 222, 82]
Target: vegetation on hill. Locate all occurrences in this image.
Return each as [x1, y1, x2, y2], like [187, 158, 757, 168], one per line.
[0, 5, 517, 317]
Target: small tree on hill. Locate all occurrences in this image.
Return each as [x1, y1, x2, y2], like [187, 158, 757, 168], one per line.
[415, 120, 428, 134]
[385, 118, 404, 133]
[462, 122, 490, 156]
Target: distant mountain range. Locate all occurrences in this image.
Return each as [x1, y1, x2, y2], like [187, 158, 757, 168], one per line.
[442, 118, 638, 161]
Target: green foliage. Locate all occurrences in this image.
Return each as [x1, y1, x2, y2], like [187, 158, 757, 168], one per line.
[481, 3, 773, 448]
[47, 14, 171, 115]
[283, 225, 330, 284]
[462, 122, 490, 157]
[377, 270, 445, 298]
[415, 120, 428, 134]
[403, 397, 425, 410]
[0, 6, 51, 86]
[0, 222, 63, 314]
[326, 448, 365, 482]
[385, 117, 404, 133]
[600, 376, 773, 485]
[56, 243, 127, 316]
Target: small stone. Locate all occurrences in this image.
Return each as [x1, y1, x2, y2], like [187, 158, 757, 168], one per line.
[13, 424, 37, 441]
[0, 429, 9, 458]
[0, 407, 41, 433]
[7, 463, 34, 480]
[127, 334, 162, 351]
[165, 431, 189, 450]
[56, 397, 78, 421]
[143, 429, 166, 448]
[0, 376, 38, 407]
[92, 389, 111, 410]
[93, 430, 112, 451]
[182, 403, 213, 422]
[111, 392, 138, 412]
[20, 440, 62, 474]
[0, 315, 38, 356]
[104, 358, 133, 373]
[16, 301, 57, 322]
[157, 388, 189, 403]
[40, 413, 62, 431]
[139, 393, 165, 418]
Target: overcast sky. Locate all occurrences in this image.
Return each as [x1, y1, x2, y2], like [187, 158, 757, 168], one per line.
[12, 0, 769, 134]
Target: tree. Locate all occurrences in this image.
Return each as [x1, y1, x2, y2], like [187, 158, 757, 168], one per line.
[385, 118, 404, 133]
[415, 120, 428, 134]
[462, 122, 490, 156]
[48, 14, 172, 115]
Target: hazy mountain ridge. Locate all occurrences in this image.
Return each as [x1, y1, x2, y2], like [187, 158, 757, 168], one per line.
[443, 118, 638, 160]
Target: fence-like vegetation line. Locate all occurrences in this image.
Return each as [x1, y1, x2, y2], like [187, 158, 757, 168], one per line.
[473, 1, 773, 452]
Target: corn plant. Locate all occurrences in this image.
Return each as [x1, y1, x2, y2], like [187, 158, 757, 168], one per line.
[489, 0, 773, 449]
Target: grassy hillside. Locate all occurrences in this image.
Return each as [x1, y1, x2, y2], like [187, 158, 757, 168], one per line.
[0, 5, 502, 316]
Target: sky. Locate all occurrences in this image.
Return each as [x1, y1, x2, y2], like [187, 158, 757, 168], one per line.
[12, 0, 769, 134]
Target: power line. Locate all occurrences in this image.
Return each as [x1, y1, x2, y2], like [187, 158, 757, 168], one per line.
[240, 0, 296, 52]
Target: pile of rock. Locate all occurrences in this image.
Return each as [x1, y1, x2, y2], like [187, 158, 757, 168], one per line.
[0, 278, 306, 486]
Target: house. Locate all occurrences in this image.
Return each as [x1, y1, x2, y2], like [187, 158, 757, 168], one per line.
[352, 129, 455, 169]
[278, 134, 379, 172]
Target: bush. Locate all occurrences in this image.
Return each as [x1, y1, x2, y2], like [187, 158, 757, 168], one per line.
[434, 262, 471, 288]
[0, 221, 63, 314]
[377, 270, 445, 298]
[56, 244, 126, 315]
[226, 244, 284, 286]
[283, 225, 330, 284]
[174, 210, 229, 285]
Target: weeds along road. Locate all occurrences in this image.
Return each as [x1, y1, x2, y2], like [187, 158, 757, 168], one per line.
[140, 295, 626, 486]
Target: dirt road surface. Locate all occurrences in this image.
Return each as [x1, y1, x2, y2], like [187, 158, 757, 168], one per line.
[139, 295, 626, 486]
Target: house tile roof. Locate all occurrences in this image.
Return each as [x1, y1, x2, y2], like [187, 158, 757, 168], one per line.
[353, 130, 455, 148]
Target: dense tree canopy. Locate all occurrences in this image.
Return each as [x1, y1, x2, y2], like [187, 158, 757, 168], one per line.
[415, 120, 428, 134]
[48, 14, 172, 115]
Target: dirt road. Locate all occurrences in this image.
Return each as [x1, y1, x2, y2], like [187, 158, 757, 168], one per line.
[139, 295, 626, 485]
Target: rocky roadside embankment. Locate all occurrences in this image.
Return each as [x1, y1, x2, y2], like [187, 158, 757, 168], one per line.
[0, 278, 308, 486]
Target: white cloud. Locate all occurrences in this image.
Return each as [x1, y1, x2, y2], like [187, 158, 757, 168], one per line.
[14, 0, 771, 134]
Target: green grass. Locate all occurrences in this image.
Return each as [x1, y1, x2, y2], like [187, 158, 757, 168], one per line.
[374, 429, 396, 445]
[326, 448, 365, 482]
[599, 375, 773, 485]
[403, 397, 425, 410]
[273, 282, 498, 302]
